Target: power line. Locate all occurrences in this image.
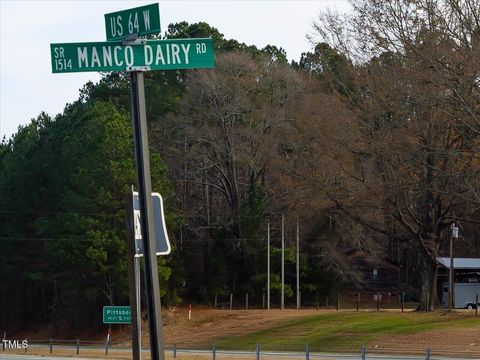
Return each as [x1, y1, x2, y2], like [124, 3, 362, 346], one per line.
[0, 235, 328, 243]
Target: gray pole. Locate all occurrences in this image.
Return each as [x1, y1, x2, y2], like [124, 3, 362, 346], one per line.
[281, 213, 285, 310]
[130, 71, 166, 360]
[296, 219, 300, 310]
[449, 225, 454, 313]
[267, 220, 270, 310]
[135, 256, 142, 359]
[126, 191, 141, 360]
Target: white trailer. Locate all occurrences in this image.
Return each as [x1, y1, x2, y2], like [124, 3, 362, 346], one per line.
[438, 257, 480, 309]
[454, 283, 480, 309]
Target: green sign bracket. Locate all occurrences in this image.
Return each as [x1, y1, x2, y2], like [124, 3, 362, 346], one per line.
[123, 37, 146, 46]
[126, 66, 151, 72]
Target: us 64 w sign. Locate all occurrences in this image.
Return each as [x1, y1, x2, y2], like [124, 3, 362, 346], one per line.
[104, 3, 160, 41]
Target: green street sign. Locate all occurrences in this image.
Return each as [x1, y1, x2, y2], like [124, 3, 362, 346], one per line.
[105, 3, 160, 41]
[103, 306, 131, 324]
[51, 38, 214, 73]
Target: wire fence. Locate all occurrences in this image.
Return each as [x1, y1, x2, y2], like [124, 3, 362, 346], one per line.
[211, 291, 480, 313]
[212, 292, 408, 311]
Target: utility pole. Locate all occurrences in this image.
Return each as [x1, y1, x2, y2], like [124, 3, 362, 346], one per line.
[267, 220, 270, 310]
[449, 223, 459, 313]
[296, 219, 300, 310]
[281, 213, 285, 310]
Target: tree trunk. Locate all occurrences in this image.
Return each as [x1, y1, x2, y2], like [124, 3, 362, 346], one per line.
[417, 253, 438, 311]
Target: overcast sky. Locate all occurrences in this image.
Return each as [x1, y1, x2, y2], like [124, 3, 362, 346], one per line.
[0, 0, 351, 139]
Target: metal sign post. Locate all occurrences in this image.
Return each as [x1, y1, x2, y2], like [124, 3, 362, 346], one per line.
[126, 191, 142, 360]
[281, 214, 285, 310]
[296, 219, 300, 310]
[267, 220, 270, 310]
[135, 256, 142, 349]
[449, 223, 459, 313]
[130, 69, 165, 360]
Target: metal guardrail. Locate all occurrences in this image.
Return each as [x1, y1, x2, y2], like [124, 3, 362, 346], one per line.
[2, 340, 479, 360]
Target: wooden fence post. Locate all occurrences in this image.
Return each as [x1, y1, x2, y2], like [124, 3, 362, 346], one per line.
[105, 338, 109, 356]
[476, 294, 478, 317]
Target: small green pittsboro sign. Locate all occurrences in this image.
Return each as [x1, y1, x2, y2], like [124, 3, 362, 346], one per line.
[104, 3, 160, 41]
[51, 38, 214, 73]
[103, 306, 131, 324]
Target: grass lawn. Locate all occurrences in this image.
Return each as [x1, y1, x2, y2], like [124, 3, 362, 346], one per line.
[215, 311, 480, 352]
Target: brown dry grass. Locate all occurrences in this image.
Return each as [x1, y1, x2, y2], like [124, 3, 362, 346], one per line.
[158, 307, 332, 348]
[7, 308, 480, 358]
